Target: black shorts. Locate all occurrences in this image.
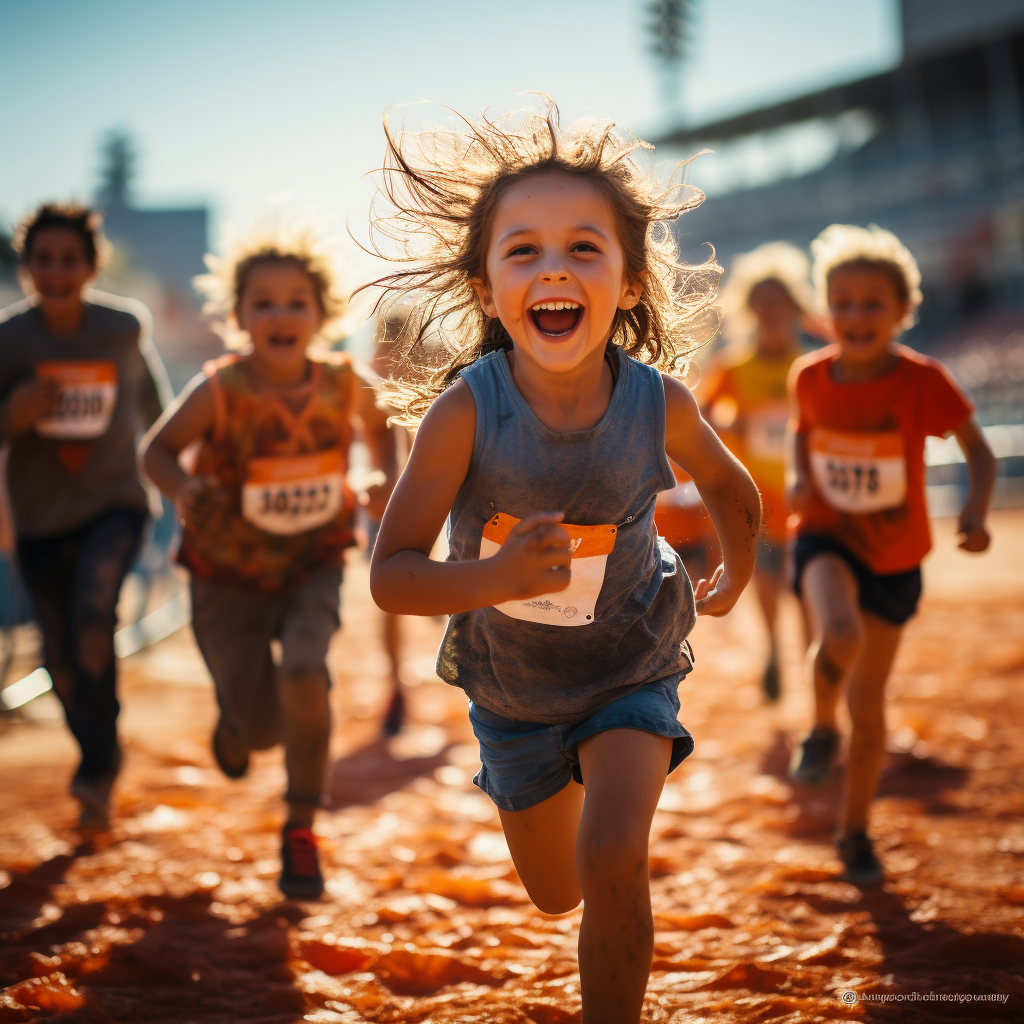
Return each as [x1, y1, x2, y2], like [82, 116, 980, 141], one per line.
[792, 533, 922, 626]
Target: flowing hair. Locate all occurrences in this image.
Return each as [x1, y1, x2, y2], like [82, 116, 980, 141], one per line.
[361, 98, 722, 426]
[194, 219, 349, 351]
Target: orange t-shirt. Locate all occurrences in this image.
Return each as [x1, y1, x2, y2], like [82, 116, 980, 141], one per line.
[790, 344, 973, 575]
[703, 348, 797, 542]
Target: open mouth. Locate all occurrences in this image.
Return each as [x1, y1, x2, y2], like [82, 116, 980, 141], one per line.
[529, 300, 583, 338]
[268, 333, 299, 348]
[843, 332, 877, 346]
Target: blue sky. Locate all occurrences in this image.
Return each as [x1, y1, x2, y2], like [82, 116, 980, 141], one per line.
[1, 0, 899, 246]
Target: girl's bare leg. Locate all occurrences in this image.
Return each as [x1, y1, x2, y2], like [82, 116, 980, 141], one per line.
[801, 555, 864, 730]
[754, 567, 783, 698]
[575, 729, 672, 1024]
[384, 611, 402, 685]
[499, 729, 671, 1022]
[498, 780, 584, 914]
[842, 613, 903, 834]
[382, 611, 407, 735]
[753, 568, 780, 654]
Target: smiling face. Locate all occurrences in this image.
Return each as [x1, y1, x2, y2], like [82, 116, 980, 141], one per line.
[471, 171, 642, 377]
[235, 260, 324, 381]
[24, 227, 95, 317]
[827, 263, 908, 367]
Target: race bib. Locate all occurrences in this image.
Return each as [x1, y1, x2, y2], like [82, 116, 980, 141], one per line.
[35, 361, 117, 439]
[242, 449, 344, 536]
[809, 426, 906, 514]
[745, 403, 789, 463]
[479, 512, 617, 627]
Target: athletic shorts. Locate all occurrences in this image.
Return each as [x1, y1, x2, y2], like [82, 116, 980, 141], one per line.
[792, 533, 922, 626]
[469, 661, 695, 813]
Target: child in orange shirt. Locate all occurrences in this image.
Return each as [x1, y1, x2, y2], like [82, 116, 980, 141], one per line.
[787, 225, 995, 883]
[703, 243, 816, 699]
[142, 226, 397, 898]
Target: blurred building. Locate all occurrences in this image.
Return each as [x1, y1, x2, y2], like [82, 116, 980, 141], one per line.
[663, 0, 1024, 420]
[95, 132, 220, 390]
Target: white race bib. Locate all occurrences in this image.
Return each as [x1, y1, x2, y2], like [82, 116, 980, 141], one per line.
[745, 403, 789, 464]
[242, 449, 344, 536]
[810, 426, 906, 514]
[479, 512, 617, 627]
[35, 361, 117, 439]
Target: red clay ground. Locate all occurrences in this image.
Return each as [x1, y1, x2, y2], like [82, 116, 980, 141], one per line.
[1, 512, 1023, 1023]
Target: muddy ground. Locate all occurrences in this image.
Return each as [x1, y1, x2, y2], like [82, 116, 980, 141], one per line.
[1, 512, 1023, 1023]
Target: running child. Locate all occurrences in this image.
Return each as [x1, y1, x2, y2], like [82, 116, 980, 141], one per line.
[702, 242, 817, 699]
[787, 224, 996, 883]
[368, 102, 760, 1024]
[141, 226, 397, 899]
[0, 202, 170, 827]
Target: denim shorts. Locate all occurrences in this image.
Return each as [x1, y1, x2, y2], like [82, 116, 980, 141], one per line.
[469, 667, 695, 812]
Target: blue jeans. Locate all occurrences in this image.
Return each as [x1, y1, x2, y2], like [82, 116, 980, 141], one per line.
[18, 508, 146, 782]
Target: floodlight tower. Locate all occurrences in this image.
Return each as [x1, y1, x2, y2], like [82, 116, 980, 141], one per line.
[646, 0, 693, 130]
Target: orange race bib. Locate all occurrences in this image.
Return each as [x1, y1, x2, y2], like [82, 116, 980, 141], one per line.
[35, 361, 118, 439]
[809, 426, 906, 514]
[479, 512, 617, 627]
[242, 449, 345, 536]
[745, 402, 789, 464]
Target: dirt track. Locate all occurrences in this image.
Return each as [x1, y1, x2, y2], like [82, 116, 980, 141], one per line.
[2, 513, 1023, 1023]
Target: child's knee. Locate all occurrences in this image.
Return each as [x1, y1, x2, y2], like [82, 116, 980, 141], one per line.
[526, 884, 581, 917]
[75, 621, 115, 679]
[577, 826, 648, 890]
[817, 617, 862, 679]
[280, 668, 330, 701]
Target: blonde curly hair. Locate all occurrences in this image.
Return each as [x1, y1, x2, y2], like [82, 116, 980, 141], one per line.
[719, 241, 812, 343]
[363, 98, 722, 426]
[194, 220, 348, 351]
[812, 224, 922, 329]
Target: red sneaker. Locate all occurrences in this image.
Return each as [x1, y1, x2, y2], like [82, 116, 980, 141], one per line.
[279, 824, 324, 899]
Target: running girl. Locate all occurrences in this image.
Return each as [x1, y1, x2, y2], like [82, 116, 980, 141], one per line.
[703, 242, 817, 699]
[0, 203, 170, 828]
[787, 224, 996, 883]
[368, 103, 759, 1024]
[141, 226, 397, 899]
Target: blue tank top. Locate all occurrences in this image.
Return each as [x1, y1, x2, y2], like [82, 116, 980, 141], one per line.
[438, 347, 697, 725]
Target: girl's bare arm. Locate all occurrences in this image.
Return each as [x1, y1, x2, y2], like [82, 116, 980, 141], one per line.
[663, 374, 760, 616]
[953, 415, 995, 552]
[787, 429, 812, 513]
[139, 372, 216, 514]
[369, 379, 571, 616]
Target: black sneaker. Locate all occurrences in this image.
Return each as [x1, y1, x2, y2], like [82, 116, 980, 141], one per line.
[837, 830, 884, 885]
[789, 726, 840, 786]
[70, 776, 114, 830]
[279, 824, 324, 900]
[212, 720, 249, 779]
[382, 686, 406, 738]
[70, 748, 121, 828]
[762, 658, 781, 702]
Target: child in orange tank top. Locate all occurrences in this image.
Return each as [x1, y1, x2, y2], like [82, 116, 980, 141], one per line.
[141, 227, 398, 898]
[786, 225, 996, 884]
